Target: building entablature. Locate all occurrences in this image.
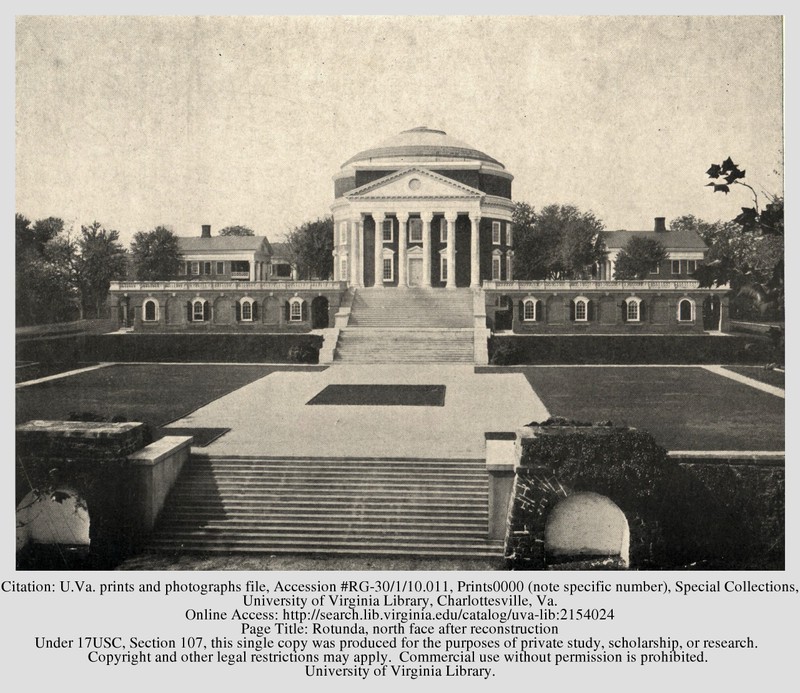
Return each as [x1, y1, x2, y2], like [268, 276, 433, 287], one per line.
[483, 280, 730, 293]
[111, 280, 347, 293]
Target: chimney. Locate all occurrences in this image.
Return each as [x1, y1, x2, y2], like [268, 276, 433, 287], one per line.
[654, 217, 666, 233]
[201, 224, 211, 238]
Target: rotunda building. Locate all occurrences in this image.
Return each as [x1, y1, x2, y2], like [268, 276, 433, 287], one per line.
[331, 126, 515, 289]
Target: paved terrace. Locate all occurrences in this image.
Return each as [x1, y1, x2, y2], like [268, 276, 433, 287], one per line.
[165, 365, 548, 459]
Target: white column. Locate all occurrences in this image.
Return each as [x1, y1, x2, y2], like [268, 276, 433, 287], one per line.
[349, 219, 360, 287]
[398, 212, 409, 287]
[470, 213, 481, 288]
[421, 212, 432, 288]
[373, 212, 385, 287]
[357, 219, 365, 287]
[249, 257, 255, 281]
[445, 211, 458, 289]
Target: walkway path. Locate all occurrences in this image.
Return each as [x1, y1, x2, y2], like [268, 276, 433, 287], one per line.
[703, 365, 785, 399]
[166, 364, 548, 459]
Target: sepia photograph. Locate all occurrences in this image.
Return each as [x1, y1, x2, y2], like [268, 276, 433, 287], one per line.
[14, 14, 785, 574]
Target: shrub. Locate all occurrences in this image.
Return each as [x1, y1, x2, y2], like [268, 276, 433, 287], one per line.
[489, 340, 523, 365]
[508, 425, 783, 569]
[287, 343, 319, 364]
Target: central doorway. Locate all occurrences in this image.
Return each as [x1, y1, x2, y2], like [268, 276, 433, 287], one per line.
[408, 257, 423, 286]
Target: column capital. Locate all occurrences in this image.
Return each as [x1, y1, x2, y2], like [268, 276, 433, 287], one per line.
[420, 211, 434, 223]
[470, 212, 482, 222]
[444, 211, 459, 223]
[398, 211, 410, 223]
[372, 211, 386, 223]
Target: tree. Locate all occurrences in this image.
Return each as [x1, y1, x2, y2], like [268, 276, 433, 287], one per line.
[613, 237, 668, 280]
[15, 215, 79, 325]
[705, 157, 783, 235]
[76, 222, 128, 317]
[673, 215, 783, 320]
[218, 225, 256, 236]
[513, 203, 606, 280]
[130, 226, 182, 280]
[285, 216, 334, 280]
[703, 158, 784, 319]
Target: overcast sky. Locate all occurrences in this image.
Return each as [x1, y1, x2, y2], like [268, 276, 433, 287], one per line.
[15, 15, 783, 245]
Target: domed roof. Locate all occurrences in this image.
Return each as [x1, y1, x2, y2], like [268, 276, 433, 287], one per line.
[342, 126, 504, 168]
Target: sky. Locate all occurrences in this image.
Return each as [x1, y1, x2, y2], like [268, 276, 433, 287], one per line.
[15, 15, 784, 246]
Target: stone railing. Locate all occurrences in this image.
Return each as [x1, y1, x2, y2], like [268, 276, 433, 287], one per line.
[482, 279, 729, 292]
[110, 280, 348, 292]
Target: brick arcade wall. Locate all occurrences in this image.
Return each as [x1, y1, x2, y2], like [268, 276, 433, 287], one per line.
[485, 289, 726, 334]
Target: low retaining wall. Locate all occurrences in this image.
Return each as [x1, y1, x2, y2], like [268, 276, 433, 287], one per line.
[16, 333, 323, 364]
[16, 421, 192, 568]
[488, 334, 774, 365]
[128, 436, 193, 536]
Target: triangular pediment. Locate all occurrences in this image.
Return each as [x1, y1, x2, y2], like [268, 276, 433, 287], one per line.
[345, 167, 483, 200]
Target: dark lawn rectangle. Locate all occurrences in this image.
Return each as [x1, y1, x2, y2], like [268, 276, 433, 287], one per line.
[520, 366, 784, 451]
[16, 364, 278, 439]
[307, 384, 446, 407]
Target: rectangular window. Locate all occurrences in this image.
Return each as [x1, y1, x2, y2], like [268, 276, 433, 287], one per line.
[290, 301, 302, 321]
[216, 261, 225, 275]
[409, 218, 423, 243]
[202, 262, 212, 275]
[492, 221, 501, 245]
[575, 301, 587, 321]
[687, 260, 697, 274]
[492, 256, 501, 280]
[185, 262, 192, 275]
[383, 257, 393, 281]
[506, 224, 513, 247]
[649, 263, 660, 274]
[382, 219, 393, 243]
[440, 256, 448, 282]
[439, 218, 447, 243]
[191, 262, 200, 276]
[506, 255, 513, 281]
[627, 301, 639, 321]
[341, 258, 348, 280]
[671, 260, 681, 275]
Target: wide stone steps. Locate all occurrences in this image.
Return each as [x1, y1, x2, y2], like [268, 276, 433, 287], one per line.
[146, 456, 502, 559]
[334, 330, 474, 363]
[349, 288, 473, 328]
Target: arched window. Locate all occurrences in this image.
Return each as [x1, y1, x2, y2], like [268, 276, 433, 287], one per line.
[191, 299, 208, 322]
[574, 296, 589, 322]
[625, 297, 642, 322]
[240, 298, 254, 322]
[678, 298, 694, 322]
[523, 298, 538, 322]
[289, 297, 304, 322]
[143, 299, 158, 322]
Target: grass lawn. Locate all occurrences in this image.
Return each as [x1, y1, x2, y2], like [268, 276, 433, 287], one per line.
[16, 364, 289, 435]
[520, 366, 784, 451]
[722, 365, 785, 389]
[15, 361, 99, 384]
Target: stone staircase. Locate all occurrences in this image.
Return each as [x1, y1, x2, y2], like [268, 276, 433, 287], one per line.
[335, 288, 476, 363]
[334, 329, 474, 363]
[146, 456, 503, 559]
[349, 287, 473, 327]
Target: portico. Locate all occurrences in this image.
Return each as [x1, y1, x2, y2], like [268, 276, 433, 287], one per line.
[331, 128, 515, 290]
